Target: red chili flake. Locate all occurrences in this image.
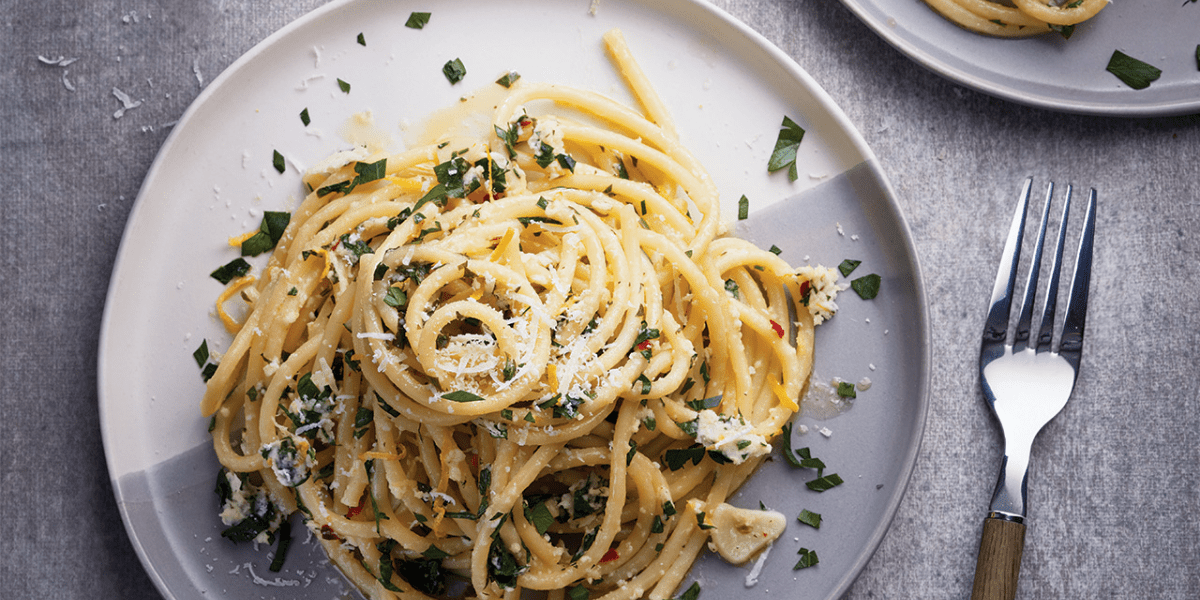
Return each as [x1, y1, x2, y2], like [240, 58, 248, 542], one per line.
[600, 548, 620, 563]
[770, 319, 784, 338]
[469, 454, 480, 469]
[346, 496, 367, 519]
[636, 340, 652, 351]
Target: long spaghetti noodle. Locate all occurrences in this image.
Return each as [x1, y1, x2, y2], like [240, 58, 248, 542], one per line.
[203, 29, 840, 600]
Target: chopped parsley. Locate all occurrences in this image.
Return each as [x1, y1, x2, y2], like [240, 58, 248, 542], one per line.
[210, 257, 250, 284]
[193, 339, 210, 367]
[337, 78, 351, 93]
[837, 381, 857, 399]
[677, 581, 701, 600]
[1106, 50, 1162, 90]
[769, 244, 782, 255]
[837, 259, 861, 277]
[794, 547, 819, 569]
[524, 500, 554, 535]
[268, 521, 292, 572]
[383, 286, 407, 308]
[442, 58, 466, 84]
[767, 115, 805, 182]
[1048, 23, 1075, 39]
[850, 273, 881, 299]
[299, 107, 310, 126]
[737, 194, 749, 220]
[496, 71, 520, 88]
[568, 586, 590, 600]
[272, 150, 285, 174]
[240, 211, 291, 257]
[443, 390, 485, 403]
[405, 11, 431, 29]
[806, 473, 844, 492]
[356, 32, 366, 46]
[797, 509, 822, 529]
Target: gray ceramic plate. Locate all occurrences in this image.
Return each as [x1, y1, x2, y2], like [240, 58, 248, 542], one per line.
[98, 0, 930, 598]
[838, 0, 1200, 116]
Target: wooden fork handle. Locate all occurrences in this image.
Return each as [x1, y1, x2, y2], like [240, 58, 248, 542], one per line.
[970, 516, 1026, 600]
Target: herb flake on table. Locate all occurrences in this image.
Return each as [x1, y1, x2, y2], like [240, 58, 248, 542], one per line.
[738, 194, 749, 220]
[406, 11, 431, 29]
[767, 115, 805, 182]
[337, 78, 351, 93]
[496, 71, 520, 88]
[838, 259, 861, 277]
[299, 107, 310, 126]
[356, 32, 366, 46]
[272, 149, 285, 174]
[1106, 50, 1162, 90]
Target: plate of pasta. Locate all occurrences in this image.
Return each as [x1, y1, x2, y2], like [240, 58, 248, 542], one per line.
[837, 0, 1200, 115]
[98, 1, 929, 600]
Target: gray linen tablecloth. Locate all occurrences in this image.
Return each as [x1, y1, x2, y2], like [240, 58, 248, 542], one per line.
[3, 0, 1197, 598]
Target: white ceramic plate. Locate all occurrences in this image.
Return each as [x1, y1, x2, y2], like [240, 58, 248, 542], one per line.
[838, 0, 1200, 116]
[98, 1, 929, 598]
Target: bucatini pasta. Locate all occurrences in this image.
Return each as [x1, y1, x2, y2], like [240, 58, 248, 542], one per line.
[203, 29, 841, 600]
[922, 0, 1108, 37]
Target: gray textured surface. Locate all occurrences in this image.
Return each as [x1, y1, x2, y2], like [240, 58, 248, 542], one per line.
[2, 1, 1197, 599]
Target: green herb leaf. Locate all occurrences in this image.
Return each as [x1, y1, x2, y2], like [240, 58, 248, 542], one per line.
[405, 11, 431, 29]
[356, 32, 366, 46]
[210, 258, 250, 284]
[838, 259, 861, 277]
[769, 244, 782, 255]
[422, 544, 450, 559]
[241, 211, 292, 257]
[1048, 23, 1075, 39]
[193, 339, 210, 367]
[299, 108, 310, 126]
[724, 278, 739, 299]
[337, 78, 351, 93]
[664, 446, 706, 470]
[837, 381, 857, 399]
[496, 71, 521, 88]
[651, 515, 664, 533]
[1106, 50, 1162, 90]
[738, 195, 749, 220]
[568, 586, 590, 600]
[443, 58, 466, 84]
[850, 273, 881, 299]
[806, 473, 844, 492]
[797, 509, 822, 529]
[384, 286, 407, 308]
[779, 422, 804, 467]
[678, 581, 701, 600]
[767, 115, 805, 182]
[696, 512, 714, 530]
[443, 390, 486, 403]
[794, 547, 819, 570]
[272, 150, 286, 174]
[663, 500, 677, 516]
[524, 501, 554, 536]
[268, 520, 292, 572]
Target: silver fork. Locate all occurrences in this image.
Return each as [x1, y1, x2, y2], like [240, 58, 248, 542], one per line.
[970, 178, 1097, 600]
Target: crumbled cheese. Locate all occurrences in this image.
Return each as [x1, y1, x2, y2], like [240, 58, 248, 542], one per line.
[795, 265, 845, 325]
[694, 409, 771, 465]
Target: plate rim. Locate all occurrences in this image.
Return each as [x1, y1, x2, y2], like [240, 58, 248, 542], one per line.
[837, 0, 1200, 117]
[97, 0, 932, 597]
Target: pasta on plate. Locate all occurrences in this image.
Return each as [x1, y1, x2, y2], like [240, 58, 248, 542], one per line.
[922, 0, 1108, 37]
[202, 29, 840, 600]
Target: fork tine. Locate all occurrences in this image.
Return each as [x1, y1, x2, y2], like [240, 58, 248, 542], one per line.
[1058, 188, 1096, 370]
[982, 178, 1033, 347]
[1035, 185, 1073, 353]
[1012, 183, 1055, 353]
